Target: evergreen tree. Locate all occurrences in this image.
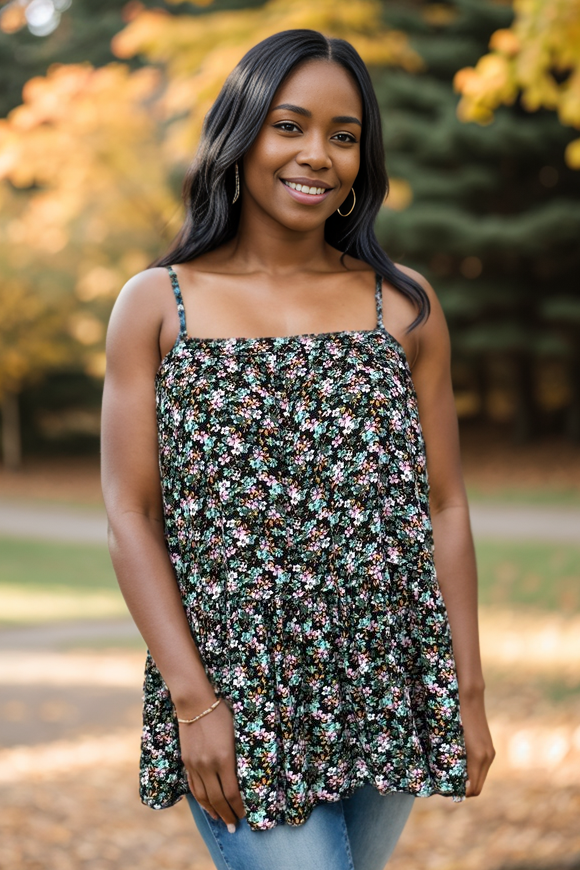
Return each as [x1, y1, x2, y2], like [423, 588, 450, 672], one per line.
[374, 0, 580, 442]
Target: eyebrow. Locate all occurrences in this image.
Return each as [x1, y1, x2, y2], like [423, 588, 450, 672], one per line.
[271, 103, 362, 127]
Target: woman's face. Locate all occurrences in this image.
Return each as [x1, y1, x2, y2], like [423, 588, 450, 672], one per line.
[241, 59, 363, 233]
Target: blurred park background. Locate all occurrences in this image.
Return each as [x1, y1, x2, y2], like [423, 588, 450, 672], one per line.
[0, 0, 579, 868]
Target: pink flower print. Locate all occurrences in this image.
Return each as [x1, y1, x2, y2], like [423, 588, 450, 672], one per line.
[209, 388, 226, 409]
[148, 318, 469, 828]
[218, 480, 231, 502]
[226, 431, 245, 455]
[301, 570, 318, 591]
[331, 463, 345, 485]
[338, 411, 357, 433]
[237, 757, 251, 775]
[386, 546, 400, 563]
[287, 483, 301, 505]
[349, 505, 366, 526]
[233, 526, 251, 546]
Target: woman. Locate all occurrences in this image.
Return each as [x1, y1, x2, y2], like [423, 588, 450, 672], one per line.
[101, 28, 495, 870]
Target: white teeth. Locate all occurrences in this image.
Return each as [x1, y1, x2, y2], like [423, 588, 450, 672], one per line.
[284, 181, 327, 195]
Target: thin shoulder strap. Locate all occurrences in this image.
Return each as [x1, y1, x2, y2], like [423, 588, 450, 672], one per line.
[166, 265, 187, 340]
[374, 273, 384, 330]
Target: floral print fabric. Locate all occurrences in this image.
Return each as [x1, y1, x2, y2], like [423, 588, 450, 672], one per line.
[139, 265, 468, 831]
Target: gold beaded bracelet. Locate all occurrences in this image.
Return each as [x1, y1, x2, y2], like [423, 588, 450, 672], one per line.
[176, 696, 222, 724]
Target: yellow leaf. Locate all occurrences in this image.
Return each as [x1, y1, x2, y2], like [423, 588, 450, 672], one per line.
[383, 178, 413, 211]
[455, 0, 580, 165]
[565, 136, 580, 168]
[0, 3, 26, 34]
[68, 314, 104, 346]
[489, 28, 521, 56]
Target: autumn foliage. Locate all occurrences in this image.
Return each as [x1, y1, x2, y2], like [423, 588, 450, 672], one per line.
[111, 0, 422, 159]
[1, 0, 580, 465]
[454, 0, 580, 168]
[0, 0, 420, 440]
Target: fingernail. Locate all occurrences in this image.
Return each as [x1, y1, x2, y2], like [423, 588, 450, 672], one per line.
[227, 823, 236, 834]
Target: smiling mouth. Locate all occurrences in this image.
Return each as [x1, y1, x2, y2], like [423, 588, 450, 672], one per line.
[282, 180, 332, 196]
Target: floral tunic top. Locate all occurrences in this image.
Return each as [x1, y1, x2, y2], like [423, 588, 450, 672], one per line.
[139, 264, 468, 831]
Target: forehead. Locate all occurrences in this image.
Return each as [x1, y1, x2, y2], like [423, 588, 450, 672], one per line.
[270, 59, 362, 117]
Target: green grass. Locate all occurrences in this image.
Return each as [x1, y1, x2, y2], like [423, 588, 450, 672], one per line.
[475, 539, 580, 613]
[0, 536, 124, 623]
[0, 536, 117, 590]
[466, 485, 580, 507]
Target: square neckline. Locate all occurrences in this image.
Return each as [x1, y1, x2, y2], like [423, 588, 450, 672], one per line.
[160, 264, 410, 368]
[166, 265, 386, 340]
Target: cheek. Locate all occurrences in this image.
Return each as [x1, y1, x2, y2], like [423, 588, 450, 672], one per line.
[244, 132, 293, 182]
[336, 147, 360, 184]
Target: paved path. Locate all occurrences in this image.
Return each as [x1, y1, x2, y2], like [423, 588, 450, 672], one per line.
[0, 618, 141, 650]
[468, 503, 579, 543]
[0, 619, 144, 747]
[0, 498, 578, 544]
[0, 500, 107, 544]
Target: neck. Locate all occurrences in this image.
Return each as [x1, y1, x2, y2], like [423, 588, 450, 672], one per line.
[227, 201, 336, 277]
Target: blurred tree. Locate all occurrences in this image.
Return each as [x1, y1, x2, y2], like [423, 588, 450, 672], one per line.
[375, 0, 580, 443]
[0, 0, 421, 465]
[2, 0, 579, 460]
[0, 61, 176, 466]
[453, 0, 580, 169]
[0, 0, 139, 117]
[0, 293, 71, 470]
[111, 0, 423, 161]
[0, 0, 294, 119]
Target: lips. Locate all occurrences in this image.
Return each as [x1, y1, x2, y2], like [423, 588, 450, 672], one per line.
[282, 178, 333, 193]
[280, 178, 333, 205]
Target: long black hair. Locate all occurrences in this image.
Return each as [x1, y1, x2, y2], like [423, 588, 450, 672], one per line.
[149, 28, 430, 332]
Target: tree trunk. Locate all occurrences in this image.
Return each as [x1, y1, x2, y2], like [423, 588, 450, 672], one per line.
[511, 353, 536, 444]
[473, 354, 488, 422]
[1, 389, 22, 471]
[565, 351, 580, 442]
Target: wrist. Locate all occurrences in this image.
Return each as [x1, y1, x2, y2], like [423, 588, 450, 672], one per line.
[176, 695, 222, 724]
[169, 685, 219, 719]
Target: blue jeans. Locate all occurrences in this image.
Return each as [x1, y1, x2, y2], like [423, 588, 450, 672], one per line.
[186, 785, 415, 870]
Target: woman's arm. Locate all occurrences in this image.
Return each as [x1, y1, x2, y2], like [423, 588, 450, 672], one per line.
[101, 270, 245, 827]
[397, 265, 495, 798]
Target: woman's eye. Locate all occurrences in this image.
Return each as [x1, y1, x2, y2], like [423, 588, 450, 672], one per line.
[333, 133, 357, 143]
[273, 124, 357, 142]
[275, 122, 301, 133]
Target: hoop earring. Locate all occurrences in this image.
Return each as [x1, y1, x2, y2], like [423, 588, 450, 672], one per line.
[337, 187, 356, 217]
[232, 162, 240, 204]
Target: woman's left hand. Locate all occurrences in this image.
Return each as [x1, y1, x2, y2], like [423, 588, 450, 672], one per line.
[460, 689, 496, 797]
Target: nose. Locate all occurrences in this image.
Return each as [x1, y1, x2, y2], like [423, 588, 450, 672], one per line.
[295, 130, 332, 171]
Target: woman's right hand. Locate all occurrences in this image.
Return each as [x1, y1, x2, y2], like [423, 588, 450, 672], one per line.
[178, 698, 246, 829]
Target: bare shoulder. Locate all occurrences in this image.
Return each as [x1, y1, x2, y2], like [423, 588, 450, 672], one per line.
[112, 266, 172, 320]
[106, 267, 177, 370]
[107, 266, 176, 340]
[392, 263, 451, 367]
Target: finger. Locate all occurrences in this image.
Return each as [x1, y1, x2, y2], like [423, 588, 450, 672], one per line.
[474, 751, 495, 795]
[466, 765, 482, 797]
[206, 773, 238, 828]
[217, 767, 246, 820]
[466, 751, 494, 797]
[189, 769, 218, 821]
